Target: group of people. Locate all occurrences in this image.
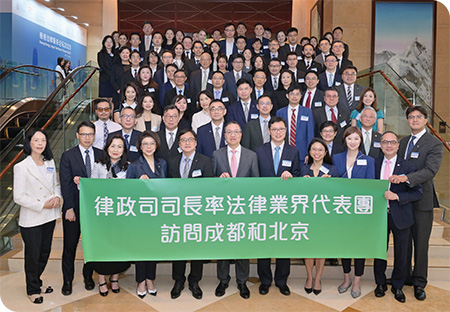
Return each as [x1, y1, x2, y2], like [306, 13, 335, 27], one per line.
[13, 21, 443, 306]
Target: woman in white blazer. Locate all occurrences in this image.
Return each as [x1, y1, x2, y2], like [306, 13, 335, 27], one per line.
[13, 129, 61, 304]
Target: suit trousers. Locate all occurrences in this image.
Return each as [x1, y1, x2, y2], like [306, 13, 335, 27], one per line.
[342, 258, 365, 276]
[20, 220, 56, 295]
[62, 216, 93, 283]
[135, 261, 157, 282]
[374, 213, 410, 289]
[217, 259, 249, 284]
[172, 260, 203, 284]
[407, 209, 433, 287]
[257, 258, 290, 286]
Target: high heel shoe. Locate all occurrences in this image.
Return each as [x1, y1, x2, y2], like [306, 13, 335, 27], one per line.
[109, 277, 120, 293]
[136, 284, 146, 299]
[313, 281, 322, 295]
[304, 279, 313, 294]
[147, 287, 157, 296]
[98, 282, 108, 297]
[338, 280, 352, 294]
[28, 294, 43, 304]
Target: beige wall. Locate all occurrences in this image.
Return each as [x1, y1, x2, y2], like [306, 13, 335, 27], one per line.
[435, 1, 450, 122]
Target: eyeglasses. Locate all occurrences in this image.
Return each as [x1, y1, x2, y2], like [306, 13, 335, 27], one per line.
[97, 107, 110, 112]
[270, 128, 286, 133]
[408, 115, 425, 120]
[121, 114, 136, 119]
[174, 75, 186, 79]
[381, 140, 398, 146]
[321, 129, 336, 134]
[225, 130, 241, 135]
[210, 107, 225, 112]
[78, 133, 95, 137]
[180, 138, 196, 143]
[164, 114, 179, 119]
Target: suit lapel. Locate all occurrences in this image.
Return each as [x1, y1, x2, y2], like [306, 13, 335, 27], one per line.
[75, 147, 88, 177]
[236, 148, 248, 176]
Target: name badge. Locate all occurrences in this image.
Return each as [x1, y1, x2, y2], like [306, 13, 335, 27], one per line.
[281, 61, 286, 66]
[117, 171, 127, 179]
[355, 96, 360, 101]
[177, 147, 183, 153]
[373, 142, 381, 148]
[187, 98, 192, 103]
[298, 78, 305, 83]
[297, 56, 302, 60]
[335, 82, 341, 86]
[192, 169, 202, 177]
[46, 167, 55, 173]
[282, 160, 292, 167]
[148, 88, 155, 92]
[319, 165, 329, 174]
[340, 120, 347, 128]
[251, 114, 258, 119]
[300, 115, 309, 121]
[356, 113, 361, 121]
[130, 145, 138, 152]
[152, 126, 158, 132]
[222, 97, 229, 102]
[207, 79, 212, 84]
[311, 68, 317, 72]
[263, 45, 269, 49]
[357, 159, 367, 166]
[314, 101, 322, 107]
[411, 152, 419, 159]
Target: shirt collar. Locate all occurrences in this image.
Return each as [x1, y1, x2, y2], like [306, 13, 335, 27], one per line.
[228, 145, 241, 154]
[411, 128, 426, 141]
[383, 154, 397, 165]
[270, 140, 285, 151]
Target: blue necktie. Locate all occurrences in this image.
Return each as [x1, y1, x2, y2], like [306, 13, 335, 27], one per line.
[273, 146, 280, 175]
[406, 135, 416, 158]
[328, 73, 333, 87]
[257, 90, 261, 99]
[85, 150, 91, 178]
[124, 134, 130, 149]
[215, 91, 220, 99]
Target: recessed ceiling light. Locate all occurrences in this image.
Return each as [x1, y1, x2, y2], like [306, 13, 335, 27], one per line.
[71, 16, 78, 20]
[83, 23, 89, 27]
[57, 7, 64, 11]
[44, 0, 50, 2]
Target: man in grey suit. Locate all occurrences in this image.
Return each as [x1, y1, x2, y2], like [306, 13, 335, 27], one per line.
[360, 107, 382, 159]
[212, 121, 259, 299]
[336, 65, 365, 112]
[389, 106, 443, 301]
[242, 95, 273, 151]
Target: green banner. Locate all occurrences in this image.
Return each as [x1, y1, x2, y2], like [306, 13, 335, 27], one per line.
[79, 177, 388, 262]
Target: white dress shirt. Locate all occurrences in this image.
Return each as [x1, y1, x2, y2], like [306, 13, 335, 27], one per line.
[93, 119, 122, 149]
[325, 105, 338, 121]
[227, 145, 242, 170]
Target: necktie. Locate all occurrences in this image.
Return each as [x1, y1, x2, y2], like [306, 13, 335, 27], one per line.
[214, 127, 221, 150]
[330, 108, 337, 123]
[178, 89, 182, 95]
[291, 46, 295, 52]
[290, 108, 296, 147]
[215, 90, 220, 99]
[347, 86, 353, 108]
[383, 160, 391, 180]
[133, 69, 137, 78]
[168, 132, 174, 149]
[306, 61, 310, 69]
[103, 122, 109, 146]
[235, 72, 240, 82]
[263, 120, 269, 143]
[145, 37, 150, 51]
[201, 70, 208, 91]
[257, 89, 261, 99]
[230, 150, 238, 177]
[305, 91, 312, 109]
[182, 158, 190, 178]
[364, 131, 371, 154]
[406, 135, 416, 158]
[186, 51, 190, 59]
[328, 73, 333, 87]
[243, 102, 249, 121]
[196, 59, 199, 66]
[273, 77, 278, 89]
[85, 150, 91, 178]
[124, 134, 130, 149]
[273, 146, 281, 175]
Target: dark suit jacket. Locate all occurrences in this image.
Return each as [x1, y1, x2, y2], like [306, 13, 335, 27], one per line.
[212, 146, 259, 177]
[330, 139, 345, 156]
[120, 67, 139, 92]
[196, 122, 226, 158]
[168, 152, 214, 178]
[375, 156, 422, 229]
[108, 129, 142, 163]
[59, 146, 104, 215]
[156, 129, 181, 162]
[247, 37, 270, 54]
[270, 89, 289, 112]
[279, 44, 302, 60]
[241, 118, 265, 151]
[264, 75, 281, 92]
[126, 155, 167, 179]
[219, 40, 238, 56]
[189, 69, 213, 99]
[206, 87, 236, 107]
[251, 88, 272, 103]
[313, 104, 350, 144]
[337, 58, 354, 74]
[300, 89, 325, 110]
[336, 83, 365, 112]
[297, 60, 323, 74]
[361, 131, 382, 159]
[153, 68, 165, 87]
[223, 71, 253, 98]
[98, 50, 119, 83]
[163, 85, 196, 110]
[300, 162, 339, 177]
[255, 142, 301, 177]
[110, 63, 128, 105]
[333, 151, 375, 179]
[184, 58, 201, 78]
[318, 71, 343, 91]
[226, 99, 259, 131]
[398, 132, 443, 211]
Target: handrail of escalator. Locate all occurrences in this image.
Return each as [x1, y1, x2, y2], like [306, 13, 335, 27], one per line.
[0, 64, 64, 81]
[358, 69, 450, 153]
[0, 65, 99, 179]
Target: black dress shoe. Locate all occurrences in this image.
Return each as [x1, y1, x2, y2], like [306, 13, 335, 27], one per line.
[28, 294, 43, 304]
[237, 283, 250, 299]
[391, 287, 406, 302]
[84, 276, 95, 291]
[374, 284, 387, 297]
[414, 286, 426, 301]
[170, 281, 184, 299]
[61, 282, 72, 296]
[259, 284, 270, 295]
[276, 284, 291, 296]
[189, 282, 203, 299]
[215, 282, 228, 297]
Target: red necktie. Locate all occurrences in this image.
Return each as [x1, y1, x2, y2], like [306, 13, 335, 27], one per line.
[305, 91, 311, 109]
[330, 108, 337, 123]
[290, 108, 297, 147]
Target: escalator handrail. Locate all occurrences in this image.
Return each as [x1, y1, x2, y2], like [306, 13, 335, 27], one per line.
[0, 66, 99, 180]
[0, 64, 64, 81]
[358, 69, 450, 152]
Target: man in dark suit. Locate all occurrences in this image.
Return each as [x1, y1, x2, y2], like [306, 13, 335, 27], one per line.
[263, 39, 281, 64]
[373, 131, 422, 303]
[212, 121, 259, 299]
[164, 70, 195, 108]
[120, 50, 140, 92]
[144, 32, 165, 64]
[108, 107, 141, 163]
[59, 121, 104, 295]
[224, 54, 253, 98]
[332, 40, 353, 74]
[247, 23, 270, 54]
[336, 65, 365, 112]
[226, 78, 258, 130]
[197, 100, 227, 158]
[207, 71, 236, 107]
[139, 21, 154, 53]
[219, 23, 238, 60]
[129, 32, 144, 59]
[314, 38, 331, 67]
[360, 107, 382, 159]
[156, 105, 182, 162]
[189, 52, 213, 100]
[251, 69, 270, 102]
[333, 26, 349, 59]
[319, 121, 345, 156]
[255, 116, 300, 296]
[168, 129, 214, 300]
[279, 27, 302, 60]
[390, 106, 443, 301]
[318, 54, 343, 91]
[297, 44, 323, 74]
[284, 52, 302, 84]
[264, 59, 282, 92]
[182, 36, 194, 60]
[242, 95, 273, 151]
[184, 41, 204, 78]
[152, 50, 173, 87]
[300, 71, 324, 110]
[313, 87, 350, 145]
